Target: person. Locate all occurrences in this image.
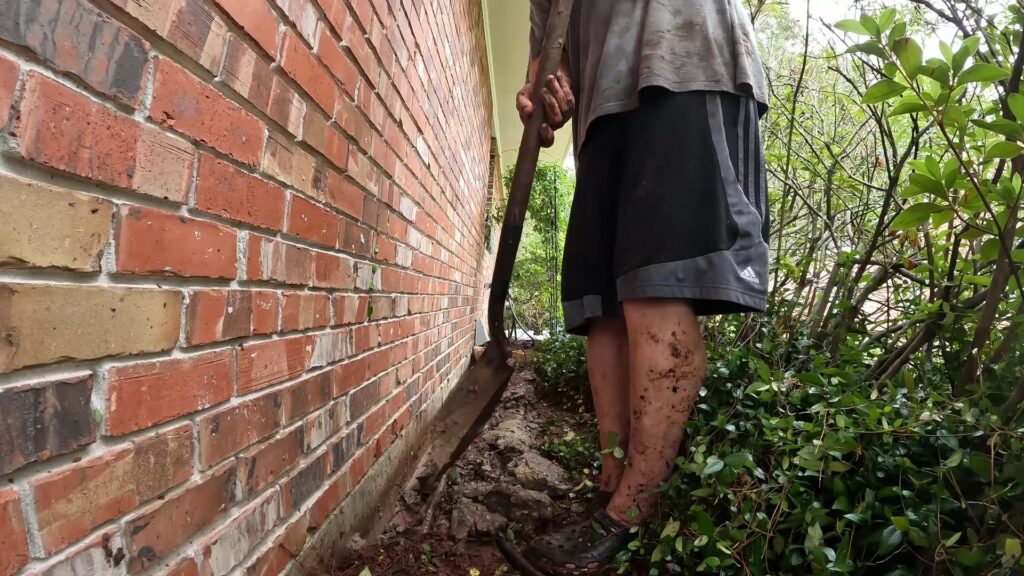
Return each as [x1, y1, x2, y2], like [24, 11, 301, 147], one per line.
[514, 1, 770, 572]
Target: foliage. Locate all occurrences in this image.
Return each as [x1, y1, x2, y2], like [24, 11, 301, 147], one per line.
[539, 414, 602, 476]
[500, 163, 575, 335]
[618, 312, 1024, 576]
[530, 333, 590, 410]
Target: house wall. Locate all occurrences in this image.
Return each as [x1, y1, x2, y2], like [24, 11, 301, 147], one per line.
[0, 0, 495, 573]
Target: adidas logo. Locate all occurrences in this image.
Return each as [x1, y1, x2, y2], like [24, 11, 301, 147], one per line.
[740, 266, 760, 284]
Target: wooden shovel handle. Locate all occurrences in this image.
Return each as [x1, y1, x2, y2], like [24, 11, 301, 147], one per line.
[487, 0, 575, 352]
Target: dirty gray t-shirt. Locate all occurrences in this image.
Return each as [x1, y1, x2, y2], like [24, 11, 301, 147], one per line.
[530, 0, 769, 153]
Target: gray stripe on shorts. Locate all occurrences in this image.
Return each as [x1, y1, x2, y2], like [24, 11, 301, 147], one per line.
[738, 99, 747, 200]
[617, 94, 769, 308]
[563, 295, 608, 333]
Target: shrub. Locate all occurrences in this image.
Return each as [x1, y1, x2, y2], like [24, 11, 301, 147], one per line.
[531, 334, 590, 410]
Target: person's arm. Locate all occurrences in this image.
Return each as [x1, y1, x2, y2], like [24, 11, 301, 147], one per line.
[517, 0, 573, 148]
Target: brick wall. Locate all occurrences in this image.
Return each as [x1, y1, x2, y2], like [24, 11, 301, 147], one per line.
[0, 0, 495, 573]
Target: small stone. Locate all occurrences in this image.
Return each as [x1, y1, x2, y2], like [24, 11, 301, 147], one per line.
[450, 497, 507, 539]
[458, 482, 556, 525]
[481, 418, 534, 455]
[508, 452, 571, 496]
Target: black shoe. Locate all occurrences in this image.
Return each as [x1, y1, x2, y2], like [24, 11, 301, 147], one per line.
[524, 510, 633, 575]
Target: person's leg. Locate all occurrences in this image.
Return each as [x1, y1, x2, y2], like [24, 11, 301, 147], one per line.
[606, 299, 707, 524]
[586, 317, 630, 493]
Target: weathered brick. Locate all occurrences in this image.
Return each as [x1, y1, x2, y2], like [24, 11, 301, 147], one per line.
[262, 133, 327, 199]
[195, 154, 286, 231]
[117, 206, 237, 279]
[308, 474, 345, 529]
[333, 356, 366, 397]
[0, 174, 112, 271]
[165, 556, 200, 576]
[186, 290, 252, 345]
[27, 529, 127, 576]
[304, 401, 345, 451]
[253, 291, 282, 334]
[242, 513, 308, 576]
[196, 489, 279, 576]
[327, 172, 366, 219]
[348, 379, 379, 420]
[328, 428, 358, 472]
[341, 18, 379, 86]
[279, 30, 336, 115]
[0, 375, 95, 475]
[110, 0, 228, 72]
[0, 54, 17, 119]
[0, 488, 29, 576]
[332, 294, 368, 326]
[340, 220, 373, 256]
[322, 125, 351, 170]
[0, 284, 181, 373]
[281, 292, 331, 331]
[237, 427, 303, 496]
[280, 453, 327, 512]
[198, 392, 280, 468]
[125, 462, 237, 573]
[308, 329, 352, 368]
[134, 128, 197, 202]
[359, 402, 388, 444]
[106, 351, 233, 436]
[246, 235, 314, 285]
[334, 93, 373, 151]
[212, 0, 280, 57]
[221, 36, 304, 135]
[316, 25, 358, 98]
[275, 0, 319, 46]
[236, 335, 310, 393]
[287, 195, 340, 248]
[32, 425, 193, 554]
[313, 252, 355, 289]
[0, 0, 149, 106]
[150, 59, 263, 166]
[281, 371, 332, 424]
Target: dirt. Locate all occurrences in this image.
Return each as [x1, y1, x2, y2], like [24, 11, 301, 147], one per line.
[329, 359, 599, 576]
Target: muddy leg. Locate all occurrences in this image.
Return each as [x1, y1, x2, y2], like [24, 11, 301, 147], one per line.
[607, 299, 707, 523]
[587, 317, 630, 493]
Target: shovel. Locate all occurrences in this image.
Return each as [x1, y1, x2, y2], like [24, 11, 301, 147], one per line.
[406, 0, 575, 503]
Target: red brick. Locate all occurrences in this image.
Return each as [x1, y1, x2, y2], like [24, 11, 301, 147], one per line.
[187, 290, 251, 345]
[0, 488, 29, 576]
[111, 0, 228, 72]
[325, 172, 364, 218]
[317, 25, 359, 98]
[343, 24, 379, 88]
[166, 556, 200, 576]
[280, 453, 327, 513]
[253, 291, 282, 334]
[287, 195, 340, 248]
[125, 462, 237, 573]
[0, 375, 96, 475]
[106, 351, 233, 435]
[282, 292, 331, 331]
[359, 403, 388, 444]
[322, 125, 351, 170]
[0, 0, 149, 106]
[333, 357, 366, 396]
[246, 235, 314, 285]
[32, 425, 193, 554]
[237, 427, 303, 496]
[276, 0, 320, 46]
[346, 148, 380, 195]
[0, 55, 17, 120]
[236, 336, 310, 393]
[262, 133, 327, 199]
[281, 372, 332, 424]
[221, 36, 304, 135]
[198, 393, 281, 468]
[316, 0, 351, 37]
[196, 154, 286, 230]
[150, 59, 263, 166]
[335, 94, 373, 151]
[117, 206, 237, 279]
[313, 252, 355, 289]
[340, 220, 373, 256]
[244, 514, 308, 576]
[280, 30, 336, 115]
[213, 0, 281, 57]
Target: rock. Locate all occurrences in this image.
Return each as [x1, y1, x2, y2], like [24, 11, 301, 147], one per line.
[481, 418, 534, 455]
[508, 451, 571, 496]
[450, 497, 508, 539]
[512, 348, 531, 366]
[458, 482, 557, 525]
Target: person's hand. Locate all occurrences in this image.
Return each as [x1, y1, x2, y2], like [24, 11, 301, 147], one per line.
[516, 55, 574, 147]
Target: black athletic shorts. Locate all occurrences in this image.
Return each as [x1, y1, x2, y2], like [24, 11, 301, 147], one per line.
[561, 89, 770, 336]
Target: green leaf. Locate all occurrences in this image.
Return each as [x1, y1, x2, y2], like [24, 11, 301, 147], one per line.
[878, 525, 904, 556]
[805, 523, 824, 549]
[892, 516, 911, 532]
[850, 42, 888, 59]
[1006, 538, 1022, 561]
[843, 513, 867, 525]
[985, 141, 1024, 161]
[691, 487, 714, 497]
[359, 569, 373, 576]
[958, 63, 1011, 85]
[612, 446, 625, 459]
[651, 544, 665, 562]
[724, 452, 752, 468]
[944, 449, 964, 468]
[953, 548, 987, 567]
[893, 38, 923, 78]
[944, 532, 962, 547]
[703, 457, 725, 475]
[863, 80, 908, 104]
[889, 101, 929, 116]
[661, 519, 681, 539]
[953, 37, 981, 74]
[836, 19, 871, 36]
[921, 59, 952, 85]
[972, 119, 1024, 141]
[859, 14, 881, 37]
[829, 461, 853, 472]
[891, 202, 942, 230]
[939, 41, 954, 64]
[877, 9, 897, 32]
[1009, 93, 1024, 122]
